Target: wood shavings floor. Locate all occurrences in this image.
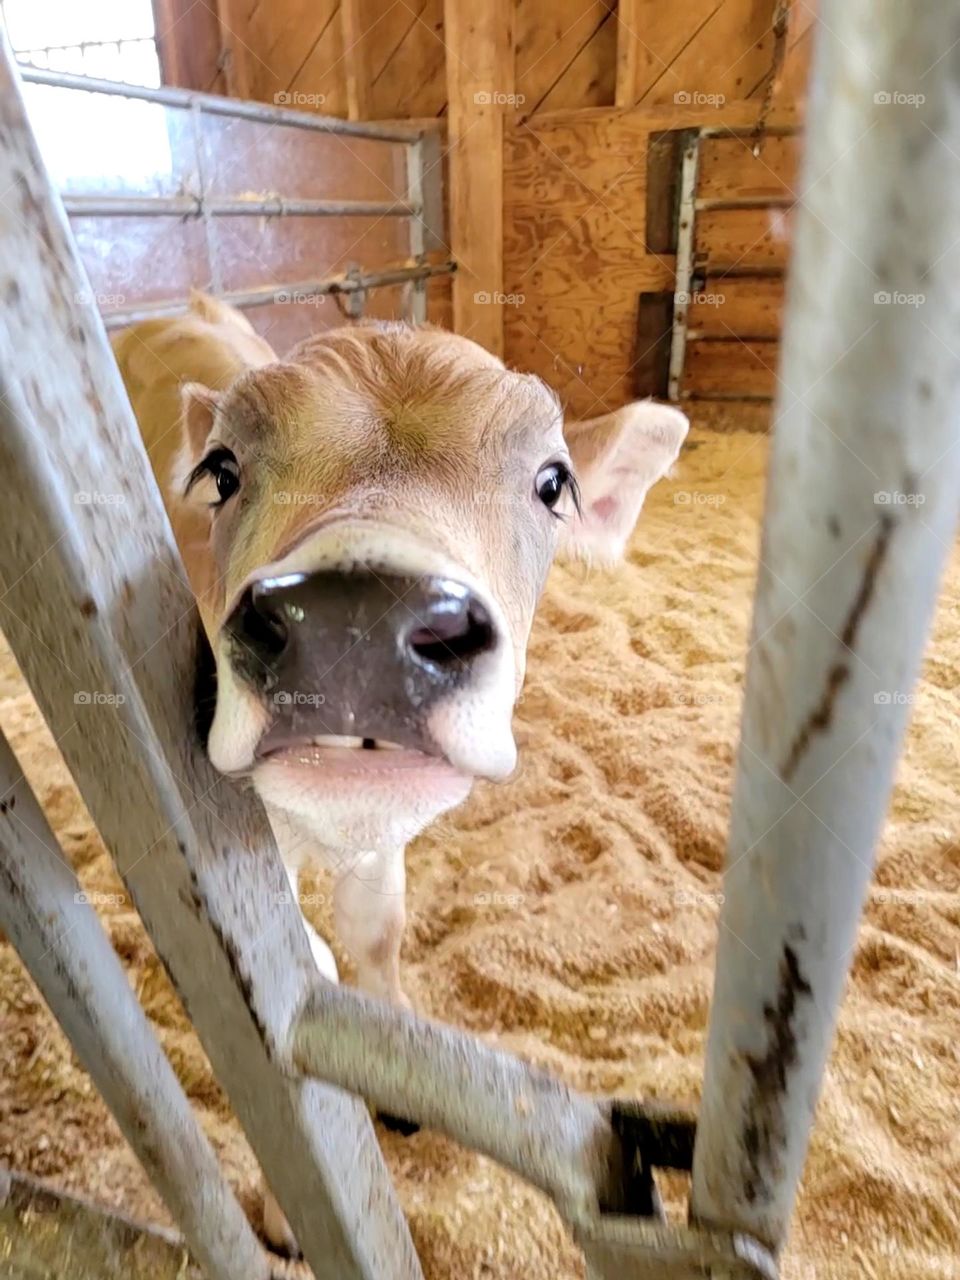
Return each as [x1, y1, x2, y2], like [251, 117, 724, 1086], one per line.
[1, 428, 958, 1279]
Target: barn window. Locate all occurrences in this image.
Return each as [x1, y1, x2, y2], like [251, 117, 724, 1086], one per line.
[0, 0, 161, 87]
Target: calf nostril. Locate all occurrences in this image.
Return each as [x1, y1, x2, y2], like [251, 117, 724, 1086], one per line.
[237, 584, 289, 658]
[408, 596, 495, 667]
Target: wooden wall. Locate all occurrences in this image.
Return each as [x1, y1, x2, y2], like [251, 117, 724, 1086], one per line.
[158, 0, 817, 418]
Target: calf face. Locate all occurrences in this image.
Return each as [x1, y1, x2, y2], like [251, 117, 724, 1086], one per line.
[164, 321, 687, 861]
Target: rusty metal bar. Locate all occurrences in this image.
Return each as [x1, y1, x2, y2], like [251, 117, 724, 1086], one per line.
[100, 261, 457, 329]
[691, 0, 960, 1252]
[0, 732, 269, 1280]
[63, 194, 419, 218]
[19, 63, 421, 143]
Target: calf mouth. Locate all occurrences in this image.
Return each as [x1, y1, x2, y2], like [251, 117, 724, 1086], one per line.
[255, 732, 467, 781]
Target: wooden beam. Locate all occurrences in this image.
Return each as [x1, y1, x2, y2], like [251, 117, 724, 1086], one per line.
[443, 0, 513, 356]
[615, 0, 642, 108]
[215, 0, 252, 99]
[340, 0, 373, 120]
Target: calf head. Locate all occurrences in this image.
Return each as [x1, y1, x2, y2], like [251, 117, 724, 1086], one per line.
[165, 320, 687, 855]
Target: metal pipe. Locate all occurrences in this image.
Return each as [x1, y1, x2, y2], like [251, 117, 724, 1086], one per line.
[0, 731, 270, 1280]
[63, 194, 419, 218]
[19, 64, 422, 143]
[691, 0, 960, 1252]
[667, 131, 700, 402]
[101, 261, 456, 328]
[287, 981, 622, 1225]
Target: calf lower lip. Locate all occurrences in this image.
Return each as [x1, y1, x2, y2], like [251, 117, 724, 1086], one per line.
[256, 742, 467, 781]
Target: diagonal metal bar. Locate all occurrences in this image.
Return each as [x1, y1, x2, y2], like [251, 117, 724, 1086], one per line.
[0, 730, 270, 1280]
[0, 32, 421, 1280]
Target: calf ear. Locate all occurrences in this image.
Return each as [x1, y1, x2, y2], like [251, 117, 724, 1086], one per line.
[560, 400, 689, 564]
[180, 382, 221, 461]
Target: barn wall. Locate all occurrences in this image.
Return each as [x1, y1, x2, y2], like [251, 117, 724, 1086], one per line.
[160, 0, 817, 416]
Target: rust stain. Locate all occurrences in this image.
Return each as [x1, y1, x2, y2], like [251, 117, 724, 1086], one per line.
[741, 942, 813, 1203]
[780, 515, 893, 781]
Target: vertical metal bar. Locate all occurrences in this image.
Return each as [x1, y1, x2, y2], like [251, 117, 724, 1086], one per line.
[0, 732, 270, 1280]
[0, 31, 422, 1280]
[666, 131, 699, 402]
[691, 0, 960, 1252]
[191, 98, 223, 294]
[405, 137, 427, 323]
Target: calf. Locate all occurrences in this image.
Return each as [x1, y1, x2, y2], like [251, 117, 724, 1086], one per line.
[116, 294, 688, 1005]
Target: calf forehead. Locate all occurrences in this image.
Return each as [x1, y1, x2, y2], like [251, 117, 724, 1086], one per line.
[222, 325, 561, 486]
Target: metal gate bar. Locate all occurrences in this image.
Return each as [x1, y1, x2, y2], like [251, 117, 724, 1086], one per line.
[19, 63, 419, 142]
[0, 35, 420, 1280]
[0, 732, 268, 1280]
[691, 0, 960, 1252]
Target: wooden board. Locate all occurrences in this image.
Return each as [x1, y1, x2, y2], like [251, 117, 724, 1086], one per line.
[515, 0, 616, 113]
[698, 133, 801, 201]
[687, 275, 785, 339]
[682, 337, 780, 397]
[616, 0, 780, 108]
[444, 0, 513, 354]
[696, 205, 792, 271]
[503, 110, 675, 417]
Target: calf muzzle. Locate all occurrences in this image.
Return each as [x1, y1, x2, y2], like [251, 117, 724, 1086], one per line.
[224, 569, 497, 756]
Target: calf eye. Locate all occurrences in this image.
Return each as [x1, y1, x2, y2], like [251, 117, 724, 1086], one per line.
[187, 447, 240, 507]
[536, 461, 577, 514]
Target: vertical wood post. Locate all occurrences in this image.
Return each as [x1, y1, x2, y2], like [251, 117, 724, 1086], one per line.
[443, 0, 512, 356]
[691, 0, 960, 1251]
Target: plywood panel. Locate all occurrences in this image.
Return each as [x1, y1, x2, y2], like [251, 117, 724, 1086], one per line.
[686, 275, 784, 338]
[683, 337, 779, 397]
[503, 111, 675, 417]
[697, 205, 792, 270]
[698, 133, 800, 201]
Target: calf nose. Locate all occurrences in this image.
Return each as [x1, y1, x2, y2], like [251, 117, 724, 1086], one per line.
[224, 570, 499, 753]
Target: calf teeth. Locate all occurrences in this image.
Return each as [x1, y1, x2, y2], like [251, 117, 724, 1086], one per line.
[312, 734, 364, 748]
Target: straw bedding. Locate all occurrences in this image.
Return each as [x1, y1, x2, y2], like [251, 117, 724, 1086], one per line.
[1, 428, 957, 1279]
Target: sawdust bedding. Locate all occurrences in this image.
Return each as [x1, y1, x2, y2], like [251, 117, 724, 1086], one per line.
[1, 427, 958, 1280]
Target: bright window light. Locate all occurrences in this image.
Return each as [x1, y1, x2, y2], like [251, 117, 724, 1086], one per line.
[1, 0, 161, 87]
